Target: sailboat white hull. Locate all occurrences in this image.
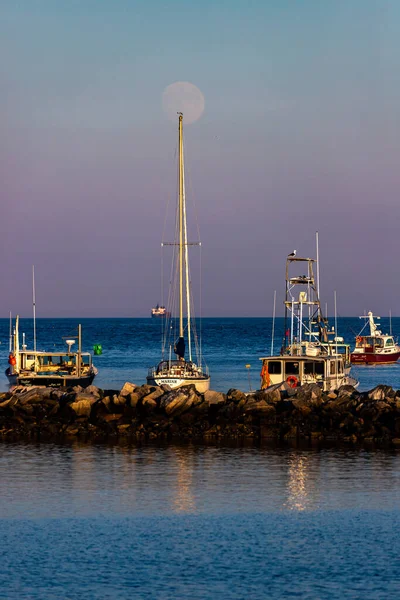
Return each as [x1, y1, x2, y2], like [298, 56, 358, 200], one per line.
[147, 374, 210, 393]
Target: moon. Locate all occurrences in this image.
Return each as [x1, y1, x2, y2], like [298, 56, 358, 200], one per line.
[162, 82, 205, 125]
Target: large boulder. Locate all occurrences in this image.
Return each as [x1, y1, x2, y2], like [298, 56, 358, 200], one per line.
[160, 387, 200, 417]
[203, 390, 226, 405]
[85, 385, 101, 398]
[120, 382, 137, 397]
[70, 393, 99, 417]
[226, 389, 247, 405]
[244, 399, 276, 417]
[254, 386, 281, 403]
[141, 388, 164, 415]
[18, 387, 51, 405]
[367, 385, 395, 401]
[337, 385, 358, 398]
[292, 383, 323, 407]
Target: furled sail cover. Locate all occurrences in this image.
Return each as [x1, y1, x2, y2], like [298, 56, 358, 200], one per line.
[174, 337, 185, 359]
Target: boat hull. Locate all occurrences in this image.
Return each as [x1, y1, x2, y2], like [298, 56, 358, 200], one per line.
[5, 368, 97, 388]
[147, 375, 210, 394]
[350, 351, 400, 365]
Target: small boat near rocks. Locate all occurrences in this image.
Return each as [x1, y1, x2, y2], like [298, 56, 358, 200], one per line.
[6, 315, 98, 388]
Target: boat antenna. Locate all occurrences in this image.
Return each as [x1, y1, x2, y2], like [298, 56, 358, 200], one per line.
[334, 290, 339, 386]
[32, 265, 37, 353]
[390, 309, 392, 335]
[334, 290, 338, 355]
[316, 231, 320, 303]
[270, 290, 276, 356]
[9, 311, 12, 353]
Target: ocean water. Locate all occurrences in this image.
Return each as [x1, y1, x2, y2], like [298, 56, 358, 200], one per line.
[1, 318, 400, 598]
[1, 316, 400, 392]
[0, 442, 400, 599]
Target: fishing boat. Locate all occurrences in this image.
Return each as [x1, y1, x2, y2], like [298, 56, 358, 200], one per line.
[147, 113, 210, 393]
[6, 315, 98, 388]
[350, 311, 400, 365]
[151, 304, 170, 318]
[259, 251, 358, 392]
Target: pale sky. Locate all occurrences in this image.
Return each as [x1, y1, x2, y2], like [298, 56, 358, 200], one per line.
[1, 0, 399, 317]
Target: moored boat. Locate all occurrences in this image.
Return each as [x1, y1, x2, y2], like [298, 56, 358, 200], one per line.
[259, 251, 358, 392]
[6, 316, 98, 388]
[350, 312, 400, 365]
[147, 113, 210, 392]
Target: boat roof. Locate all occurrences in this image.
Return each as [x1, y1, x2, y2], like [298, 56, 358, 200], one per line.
[18, 350, 92, 356]
[259, 354, 344, 361]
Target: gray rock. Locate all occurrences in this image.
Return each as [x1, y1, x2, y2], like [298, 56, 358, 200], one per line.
[367, 385, 395, 401]
[337, 385, 358, 397]
[244, 399, 276, 416]
[18, 387, 51, 405]
[292, 383, 323, 406]
[160, 388, 199, 417]
[226, 389, 247, 404]
[70, 394, 98, 417]
[203, 390, 226, 405]
[85, 385, 101, 397]
[142, 387, 164, 403]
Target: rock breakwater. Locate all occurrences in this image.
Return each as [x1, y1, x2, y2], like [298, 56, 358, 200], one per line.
[1, 381, 400, 445]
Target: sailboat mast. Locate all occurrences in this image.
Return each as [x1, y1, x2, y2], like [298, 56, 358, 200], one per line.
[9, 311, 12, 353]
[32, 265, 37, 353]
[178, 113, 184, 340]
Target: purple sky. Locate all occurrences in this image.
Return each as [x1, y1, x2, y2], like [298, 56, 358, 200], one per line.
[1, 0, 400, 317]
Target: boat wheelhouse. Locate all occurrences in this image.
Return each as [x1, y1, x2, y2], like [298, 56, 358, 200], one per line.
[351, 312, 400, 365]
[260, 252, 358, 392]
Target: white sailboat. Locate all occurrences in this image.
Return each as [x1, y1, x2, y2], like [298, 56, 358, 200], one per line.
[147, 113, 210, 393]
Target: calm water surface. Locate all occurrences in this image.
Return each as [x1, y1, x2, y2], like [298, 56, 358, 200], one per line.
[0, 442, 400, 598]
[1, 316, 400, 392]
[1, 318, 400, 598]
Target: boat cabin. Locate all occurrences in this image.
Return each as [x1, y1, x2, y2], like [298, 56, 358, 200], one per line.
[355, 336, 395, 352]
[260, 355, 345, 389]
[16, 351, 93, 376]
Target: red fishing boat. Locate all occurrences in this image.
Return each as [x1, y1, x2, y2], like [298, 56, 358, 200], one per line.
[350, 312, 400, 365]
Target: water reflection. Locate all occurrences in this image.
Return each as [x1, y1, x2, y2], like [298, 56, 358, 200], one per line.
[172, 447, 196, 514]
[285, 453, 313, 511]
[1, 442, 400, 519]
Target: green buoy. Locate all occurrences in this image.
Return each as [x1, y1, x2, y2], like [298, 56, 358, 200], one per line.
[93, 344, 102, 355]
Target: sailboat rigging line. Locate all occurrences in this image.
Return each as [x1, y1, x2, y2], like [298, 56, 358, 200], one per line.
[160, 141, 179, 358]
[182, 144, 192, 362]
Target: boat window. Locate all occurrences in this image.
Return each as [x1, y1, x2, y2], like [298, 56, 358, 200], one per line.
[303, 362, 314, 375]
[303, 361, 325, 375]
[285, 361, 299, 376]
[268, 361, 282, 375]
[386, 338, 394, 346]
[375, 339, 384, 348]
[315, 362, 324, 375]
[366, 337, 374, 347]
[330, 361, 336, 375]
[82, 356, 91, 366]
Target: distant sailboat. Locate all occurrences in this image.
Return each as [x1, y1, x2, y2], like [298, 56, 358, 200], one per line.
[147, 113, 210, 392]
